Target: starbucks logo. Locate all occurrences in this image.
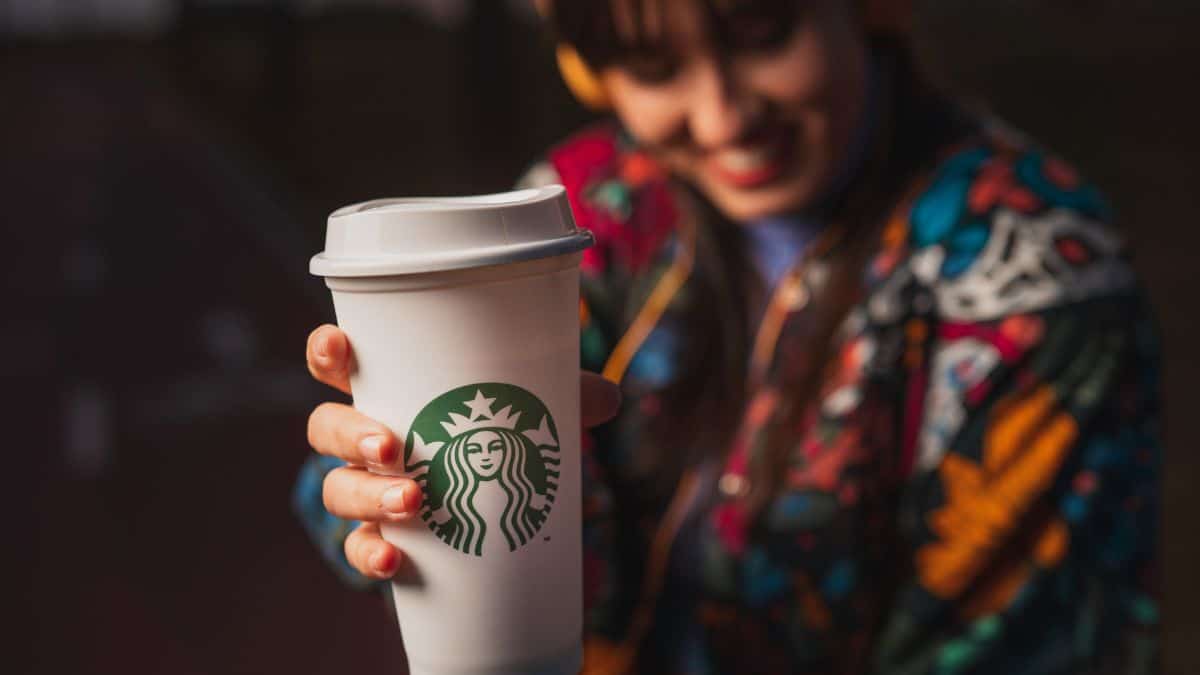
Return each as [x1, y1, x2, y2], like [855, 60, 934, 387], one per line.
[406, 383, 560, 556]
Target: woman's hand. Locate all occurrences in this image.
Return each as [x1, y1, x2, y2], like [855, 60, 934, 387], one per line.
[305, 324, 621, 580]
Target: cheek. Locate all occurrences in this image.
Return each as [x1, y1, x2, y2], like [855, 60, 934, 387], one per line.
[749, 24, 866, 164]
[604, 73, 688, 147]
[749, 26, 842, 112]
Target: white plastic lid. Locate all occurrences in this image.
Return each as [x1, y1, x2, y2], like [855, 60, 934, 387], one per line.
[309, 185, 593, 277]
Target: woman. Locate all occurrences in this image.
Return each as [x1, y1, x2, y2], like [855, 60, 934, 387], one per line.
[296, 1, 1161, 672]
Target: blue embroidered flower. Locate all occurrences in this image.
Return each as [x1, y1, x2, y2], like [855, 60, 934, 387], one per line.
[941, 220, 992, 278]
[1014, 152, 1111, 220]
[910, 146, 991, 248]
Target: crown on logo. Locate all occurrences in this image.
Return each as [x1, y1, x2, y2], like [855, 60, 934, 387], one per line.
[441, 389, 522, 437]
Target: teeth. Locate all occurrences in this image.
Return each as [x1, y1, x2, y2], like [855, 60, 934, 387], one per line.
[715, 144, 779, 172]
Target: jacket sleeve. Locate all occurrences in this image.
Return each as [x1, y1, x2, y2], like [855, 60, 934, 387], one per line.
[873, 155, 1162, 674]
[292, 454, 378, 590]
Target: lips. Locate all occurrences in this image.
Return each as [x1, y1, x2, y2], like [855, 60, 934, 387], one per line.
[706, 127, 795, 190]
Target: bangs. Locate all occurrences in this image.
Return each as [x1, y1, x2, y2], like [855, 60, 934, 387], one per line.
[549, 0, 802, 69]
[549, 0, 670, 68]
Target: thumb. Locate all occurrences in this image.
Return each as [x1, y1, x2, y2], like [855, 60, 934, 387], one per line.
[580, 371, 621, 428]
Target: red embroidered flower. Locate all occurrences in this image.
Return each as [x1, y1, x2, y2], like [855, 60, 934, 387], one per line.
[713, 502, 749, 555]
[1043, 156, 1081, 190]
[968, 158, 1042, 214]
[619, 151, 664, 187]
[1054, 236, 1092, 265]
[550, 126, 679, 275]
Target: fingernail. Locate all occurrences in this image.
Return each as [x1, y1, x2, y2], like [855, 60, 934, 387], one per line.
[402, 483, 421, 510]
[360, 435, 387, 463]
[369, 549, 393, 574]
[381, 485, 410, 515]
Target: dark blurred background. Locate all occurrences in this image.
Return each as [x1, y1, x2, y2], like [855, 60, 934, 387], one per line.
[7, 1, 1198, 673]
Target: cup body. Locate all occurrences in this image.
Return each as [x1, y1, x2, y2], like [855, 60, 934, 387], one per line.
[325, 253, 583, 675]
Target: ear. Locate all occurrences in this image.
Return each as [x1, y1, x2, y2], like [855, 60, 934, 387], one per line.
[556, 44, 612, 110]
[861, 0, 914, 35]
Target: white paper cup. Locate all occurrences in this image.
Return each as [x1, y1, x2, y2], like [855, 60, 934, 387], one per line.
[311, 186, 593, 675]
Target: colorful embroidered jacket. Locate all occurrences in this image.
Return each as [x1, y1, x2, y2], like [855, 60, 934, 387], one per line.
[295, 118, 1161, 674]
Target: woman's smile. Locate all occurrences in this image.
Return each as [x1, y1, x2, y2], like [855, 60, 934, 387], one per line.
[705, 124, 796, 189]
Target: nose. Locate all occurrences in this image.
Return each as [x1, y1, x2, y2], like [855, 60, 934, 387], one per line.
[686, 59, 757, 150]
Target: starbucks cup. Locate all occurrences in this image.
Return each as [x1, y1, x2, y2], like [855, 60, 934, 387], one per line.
[310, 186, 593, 675]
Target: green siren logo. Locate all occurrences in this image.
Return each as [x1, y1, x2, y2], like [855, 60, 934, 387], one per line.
[406, 383, 560, 556]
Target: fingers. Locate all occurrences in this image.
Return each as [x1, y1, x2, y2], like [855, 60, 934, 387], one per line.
[307, 402, 402, 469]
[581, 371, 621, 428]
[323, 466, 424, 522]
[345, 522, 401, 579]
[307, 324, 353, 395]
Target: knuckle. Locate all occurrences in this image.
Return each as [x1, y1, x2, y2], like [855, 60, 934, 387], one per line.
[353, 473, 380, 509]
[314, 400, 340, 418]
[321, 472, 338, 513]
[324, 467, 379, 520]
[306, 403, 334, 450]
[322, 467, 350, 514]
[306, 410, 322, 450]
[307, 324, 331, 349]
[344, 531, 364, 569]
[306, 327, 326, 364]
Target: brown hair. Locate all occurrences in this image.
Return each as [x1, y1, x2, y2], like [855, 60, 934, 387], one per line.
[549, 0, 804, 72]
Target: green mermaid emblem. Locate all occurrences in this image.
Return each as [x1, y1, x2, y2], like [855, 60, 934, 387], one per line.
[406, 384, 560, 556]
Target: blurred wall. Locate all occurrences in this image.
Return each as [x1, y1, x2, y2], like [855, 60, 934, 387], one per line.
[6, 1, 1197, 673]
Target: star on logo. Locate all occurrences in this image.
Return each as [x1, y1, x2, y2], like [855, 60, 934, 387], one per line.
[463, 389, 496, 420]
[410, 431, 444, 457]
[441, 390, 522, 436]
[522, 415, 558, 448]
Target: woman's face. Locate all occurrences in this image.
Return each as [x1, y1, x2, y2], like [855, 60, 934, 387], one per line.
[598, 0, 870, 221]
[466, 430, 503, 479]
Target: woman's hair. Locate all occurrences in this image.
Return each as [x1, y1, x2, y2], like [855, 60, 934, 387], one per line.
[441, 428, 540, 554]
[549, 0, 804, 71]
[440, 432, 487, 555]
[494, 428, 541, 551]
